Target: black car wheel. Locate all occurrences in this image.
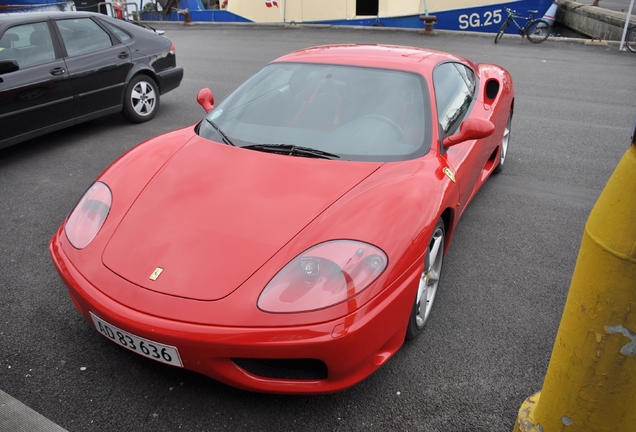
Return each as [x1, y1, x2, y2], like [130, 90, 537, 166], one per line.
[122, 75, 159, 123]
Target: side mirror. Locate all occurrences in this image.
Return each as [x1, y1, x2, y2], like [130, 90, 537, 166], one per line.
[0, 59, 19, 75]
[197, 88, 214, 113]
[442, 117, 495, 147]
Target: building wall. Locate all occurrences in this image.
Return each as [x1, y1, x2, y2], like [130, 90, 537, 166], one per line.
[225, 0, 505, 23]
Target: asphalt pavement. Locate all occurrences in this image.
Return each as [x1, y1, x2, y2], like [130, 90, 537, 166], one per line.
[1, 17, 635, 432]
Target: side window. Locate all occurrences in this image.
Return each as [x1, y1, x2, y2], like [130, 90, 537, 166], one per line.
[56, 18, 113, 56]
[99, 20, 132, 42]
[0, 22, 56, 68]
[433, 62, 476, 136]
[456, 64, 477, 95]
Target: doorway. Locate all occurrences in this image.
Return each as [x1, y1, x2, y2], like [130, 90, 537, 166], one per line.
[356, 0, 378, 16]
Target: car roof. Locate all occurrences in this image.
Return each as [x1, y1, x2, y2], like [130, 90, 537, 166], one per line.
[0, 11, 155, 37]
[0, 10, 113, 26]
[272, 44, 474, 74]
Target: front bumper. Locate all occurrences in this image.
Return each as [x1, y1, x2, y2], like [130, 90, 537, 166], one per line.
[49, 229, 418, 394]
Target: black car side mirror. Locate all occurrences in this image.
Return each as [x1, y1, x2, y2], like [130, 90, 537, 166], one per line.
[0, 59, 19, 75]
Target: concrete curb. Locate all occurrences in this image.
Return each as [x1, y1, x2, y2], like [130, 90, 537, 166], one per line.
[0, 390, 68, 432]
[558, 0, 636, 41]
[145, 19, 626, 48]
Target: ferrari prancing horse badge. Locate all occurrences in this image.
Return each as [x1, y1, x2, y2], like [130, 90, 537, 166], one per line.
[443, 167, 456, 183]
[149, 267, 164, 281]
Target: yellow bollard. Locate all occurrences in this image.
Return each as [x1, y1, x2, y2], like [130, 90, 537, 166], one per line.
[513, 128, 636, 432]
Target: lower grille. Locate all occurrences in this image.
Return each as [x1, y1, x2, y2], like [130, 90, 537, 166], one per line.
[232, 358, 328, 380]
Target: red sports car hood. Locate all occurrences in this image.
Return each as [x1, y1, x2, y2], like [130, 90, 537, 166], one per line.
[102, 138, 381, 301]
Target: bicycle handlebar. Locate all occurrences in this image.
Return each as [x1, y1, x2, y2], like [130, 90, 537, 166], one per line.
[503, 6, 539, 17]
[503, 7, 520, 17]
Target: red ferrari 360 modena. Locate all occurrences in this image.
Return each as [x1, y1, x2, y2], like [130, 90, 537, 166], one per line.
[50, 44, 514, 394]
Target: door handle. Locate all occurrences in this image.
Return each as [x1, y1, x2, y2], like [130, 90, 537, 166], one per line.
[118, 51, 129, 59]
[50, 67, 66, 76]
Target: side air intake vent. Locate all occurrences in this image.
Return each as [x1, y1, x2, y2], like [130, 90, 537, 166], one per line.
[485, 79, 500, 101]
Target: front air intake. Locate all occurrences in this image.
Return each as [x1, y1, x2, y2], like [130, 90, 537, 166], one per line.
[232, 358, 328, 380]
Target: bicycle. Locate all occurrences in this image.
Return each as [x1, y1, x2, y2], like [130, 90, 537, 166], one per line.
[625, 25, 636, 53]
[494, 7, 551, 44]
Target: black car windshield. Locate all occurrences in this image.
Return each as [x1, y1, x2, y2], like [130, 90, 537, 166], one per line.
[198, 62, 432, 162]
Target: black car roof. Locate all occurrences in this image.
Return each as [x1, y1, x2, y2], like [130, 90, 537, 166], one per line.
[0, 10, 102, 22]
[0, 11, 152, 34]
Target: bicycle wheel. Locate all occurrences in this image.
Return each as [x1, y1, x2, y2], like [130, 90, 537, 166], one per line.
[525, 19, 551, 43]
[626, 26, 636, 53]
[495, 20, 509, 44]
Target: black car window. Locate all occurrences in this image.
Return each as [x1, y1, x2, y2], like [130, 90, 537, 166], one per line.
[99, 20, 132, 42]
[56, 18, 113, 56]
[433, 62, 476, 136]
[0, 22, 55, 68]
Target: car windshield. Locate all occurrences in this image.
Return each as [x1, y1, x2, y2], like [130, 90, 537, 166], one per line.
[198, 62, 432, 162]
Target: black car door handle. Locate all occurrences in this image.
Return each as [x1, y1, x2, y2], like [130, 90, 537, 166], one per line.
[50, 67, 66, 76]
[118, 51, 129, 59]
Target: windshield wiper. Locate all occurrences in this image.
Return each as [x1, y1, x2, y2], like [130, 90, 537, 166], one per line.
[205, 119, 235, 146]
[242, 144, 340, 160]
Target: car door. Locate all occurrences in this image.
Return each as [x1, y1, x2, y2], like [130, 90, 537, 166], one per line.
[434, 62, 484, 214]
[53, 16, 131, 121]
[0, 20, 73, 148]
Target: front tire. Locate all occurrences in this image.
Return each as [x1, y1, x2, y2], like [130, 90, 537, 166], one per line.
[122, 75, 159, 123]
[493, 111, 512, 174]
[525, 19, 551, 43]
[626, 26, 636, 53]
[495, 21, 508, 44]
[406, 218, 445, 340]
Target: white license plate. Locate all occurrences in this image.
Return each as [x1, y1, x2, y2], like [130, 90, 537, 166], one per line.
[90, 312, 183, 367]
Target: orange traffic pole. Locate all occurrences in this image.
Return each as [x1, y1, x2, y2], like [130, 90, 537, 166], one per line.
[513, 125, 636, 431]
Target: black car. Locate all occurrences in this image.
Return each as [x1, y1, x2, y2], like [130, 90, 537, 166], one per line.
[0, 11, 183, 149]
